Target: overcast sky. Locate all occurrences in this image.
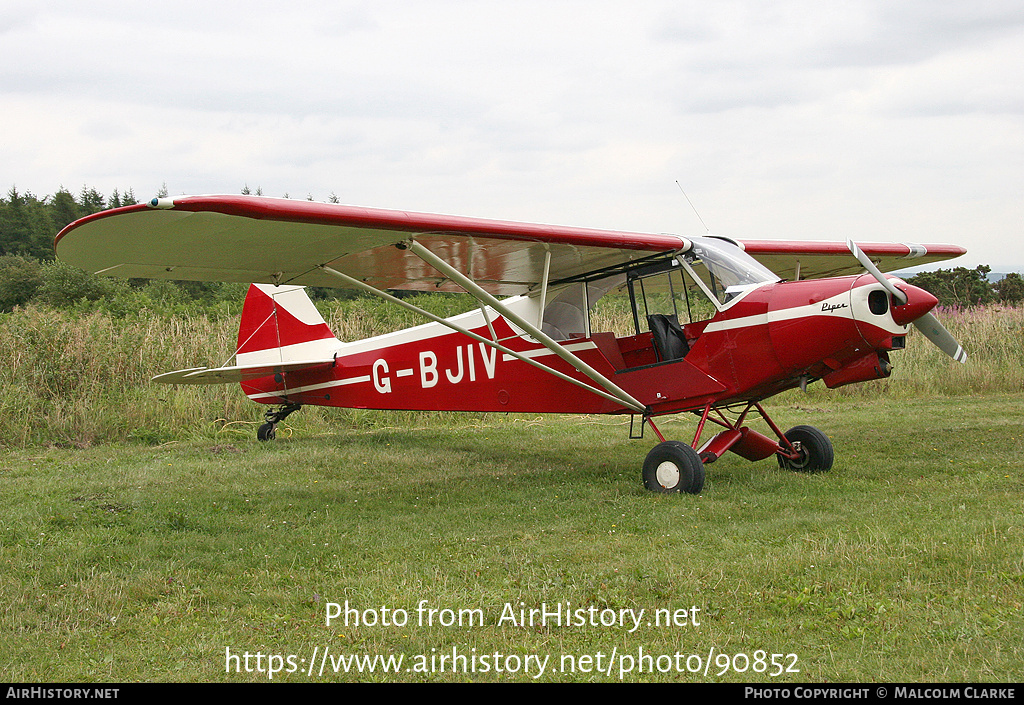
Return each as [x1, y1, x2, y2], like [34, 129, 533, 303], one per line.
[2, 0, 1021, 268]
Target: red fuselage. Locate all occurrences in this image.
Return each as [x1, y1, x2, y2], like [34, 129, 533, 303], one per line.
[240, 275, 937, 417]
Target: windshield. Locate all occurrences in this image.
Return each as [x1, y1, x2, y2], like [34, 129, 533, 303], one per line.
[682, 237, 780, 305]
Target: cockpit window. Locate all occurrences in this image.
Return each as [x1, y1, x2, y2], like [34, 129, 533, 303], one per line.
[543, 236, 780, 340]
[681, 237, 780, 306]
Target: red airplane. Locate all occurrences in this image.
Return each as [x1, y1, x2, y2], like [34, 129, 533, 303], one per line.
[55, 195, 967, 494]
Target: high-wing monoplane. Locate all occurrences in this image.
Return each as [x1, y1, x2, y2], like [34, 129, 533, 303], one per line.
[55, 195, 967, 493]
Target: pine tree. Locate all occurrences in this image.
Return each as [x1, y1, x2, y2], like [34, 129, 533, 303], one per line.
[0, 187, 32, 256]
[79, 187, 106, 214]
[50, 188, 83, 232]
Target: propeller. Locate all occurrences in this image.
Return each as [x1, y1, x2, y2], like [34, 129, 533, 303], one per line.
[846, 239, 967, 364]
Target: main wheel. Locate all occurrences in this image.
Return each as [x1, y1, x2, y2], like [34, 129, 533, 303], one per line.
[257, 422, 277, 441]
[642, 441, 706, 494]
[777, 425, 833, 472]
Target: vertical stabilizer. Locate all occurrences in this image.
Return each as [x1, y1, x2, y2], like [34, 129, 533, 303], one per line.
[236, 284, 341, 366]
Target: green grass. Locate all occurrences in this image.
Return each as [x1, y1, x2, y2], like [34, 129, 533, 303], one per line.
[2, 394, 1022, 682]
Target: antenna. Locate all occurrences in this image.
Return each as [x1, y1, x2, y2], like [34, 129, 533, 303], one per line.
[676, 181, 709, 233]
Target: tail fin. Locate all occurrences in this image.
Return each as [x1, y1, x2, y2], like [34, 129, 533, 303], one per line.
[236, 284, 341, 366]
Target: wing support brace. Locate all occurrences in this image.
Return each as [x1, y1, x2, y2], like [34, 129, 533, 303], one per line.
[404, 240, 648, 414]
[317, 260, 647, 414]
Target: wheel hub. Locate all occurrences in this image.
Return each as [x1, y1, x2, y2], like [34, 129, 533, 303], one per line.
[655, 461, 680, 488]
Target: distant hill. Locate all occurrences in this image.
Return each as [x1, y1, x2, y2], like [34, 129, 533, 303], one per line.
[985, 271, 1024, 283]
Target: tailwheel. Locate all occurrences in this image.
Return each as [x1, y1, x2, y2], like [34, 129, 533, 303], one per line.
[642, 441, 706, 494]
[777, 425, 834, 472]
[257, 402, 302, 442]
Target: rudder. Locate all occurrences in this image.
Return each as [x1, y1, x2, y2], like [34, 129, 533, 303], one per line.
[236, 284, 341, 366]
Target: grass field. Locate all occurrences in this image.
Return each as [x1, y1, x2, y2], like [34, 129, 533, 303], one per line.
[2, 393, 1022, 682]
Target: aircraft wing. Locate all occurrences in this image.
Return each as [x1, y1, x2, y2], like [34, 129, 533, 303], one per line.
[738, 239, 967, 281]
[55, 195, 967, 293]
[55, 195, 688, 297]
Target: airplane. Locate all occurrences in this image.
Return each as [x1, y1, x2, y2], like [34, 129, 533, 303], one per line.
[54, 194, 968, 494]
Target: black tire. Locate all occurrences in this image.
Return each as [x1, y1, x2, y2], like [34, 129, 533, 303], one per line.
[257, 422, 276, 441]
[777, 425, 834, 472]
[642, 441, 706, 494]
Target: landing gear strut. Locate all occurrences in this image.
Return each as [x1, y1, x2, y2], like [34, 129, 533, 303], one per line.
[257, 402, 302, 441]
[639, 403, 834, 493]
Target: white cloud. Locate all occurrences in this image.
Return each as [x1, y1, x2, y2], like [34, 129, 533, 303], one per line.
[2, 0, 1022, 266]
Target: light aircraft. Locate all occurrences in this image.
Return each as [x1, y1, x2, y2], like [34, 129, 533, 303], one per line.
[55, 195, 968, 494]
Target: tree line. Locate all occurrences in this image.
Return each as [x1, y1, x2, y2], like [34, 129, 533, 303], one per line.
[0, 185, 153, 260]
[0, 185, 1021, 312]
[903, 265, 1022, 307]
[0, 185, 363, 313]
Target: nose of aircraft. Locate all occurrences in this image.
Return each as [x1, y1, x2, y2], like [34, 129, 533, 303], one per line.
[890, 283, 938, 326]
[847, 239, 966, 363]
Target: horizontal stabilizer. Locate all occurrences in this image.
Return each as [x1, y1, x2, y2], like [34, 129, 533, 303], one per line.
[153, 358, 336, 385]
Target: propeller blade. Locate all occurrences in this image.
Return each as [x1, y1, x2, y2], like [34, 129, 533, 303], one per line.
[847, 239, 967, 364]
[913, 312, 968, 364]
[846, 238, 907, 304]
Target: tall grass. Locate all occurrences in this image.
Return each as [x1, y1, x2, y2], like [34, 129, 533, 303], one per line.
[1, 299, 1019, 448]
[0, 295, 482, 448]
[0, 305, 247, 447]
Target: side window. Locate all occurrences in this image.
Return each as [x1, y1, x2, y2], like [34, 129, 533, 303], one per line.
[540, 259, 720, 343]
[632, 267, 690, 328]
[542, 275, 629, 340]
[629, 262, 718, 333]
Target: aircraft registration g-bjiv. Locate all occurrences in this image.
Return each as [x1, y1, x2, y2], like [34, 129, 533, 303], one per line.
[55, 195, 968, 494]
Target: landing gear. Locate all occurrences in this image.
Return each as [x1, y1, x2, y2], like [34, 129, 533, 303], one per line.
[639, 403, 834, 493]
[642, 441, 706, 494]
[257, 402, 302, 442]
[777, 425, 834, 472]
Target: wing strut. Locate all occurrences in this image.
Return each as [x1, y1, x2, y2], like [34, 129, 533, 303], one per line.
[317, 265, 647, 413]
[405, 240, 648, 414]
[537, 247, 551, 329]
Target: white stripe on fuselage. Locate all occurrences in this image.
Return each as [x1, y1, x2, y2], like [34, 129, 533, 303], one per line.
[246, 374, 372, 400]
[702, 284, 909, 337]
[333, 295, 538, 358]
[239, 295, 539, 369]
[500, 340, 596, 362]
[702, 291, 854, 334]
